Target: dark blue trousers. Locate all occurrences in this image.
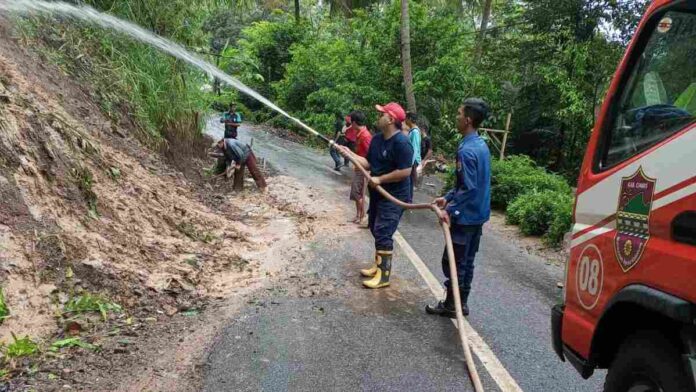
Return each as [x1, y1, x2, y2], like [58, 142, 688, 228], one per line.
[367, 190, 406, 251]
[330, 147, 349, 168]
[442, 226, 482, 297]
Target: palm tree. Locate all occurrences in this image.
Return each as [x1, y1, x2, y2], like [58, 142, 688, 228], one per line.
[400, 0, 417, 112]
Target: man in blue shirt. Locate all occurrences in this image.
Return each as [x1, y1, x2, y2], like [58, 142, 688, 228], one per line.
[337, 102, 413, 289]
[426, 98, 491, 317]
[220, 102, 242, 139]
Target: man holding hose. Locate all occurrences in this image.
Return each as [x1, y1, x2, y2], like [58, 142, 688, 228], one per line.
[337, 102, 413, 289]
[426, 98, 491, 317]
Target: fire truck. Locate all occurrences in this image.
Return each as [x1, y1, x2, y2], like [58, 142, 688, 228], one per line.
[551, 0, 696, 391]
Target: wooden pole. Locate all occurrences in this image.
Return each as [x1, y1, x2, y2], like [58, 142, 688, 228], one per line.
[500, 112, 512, 160]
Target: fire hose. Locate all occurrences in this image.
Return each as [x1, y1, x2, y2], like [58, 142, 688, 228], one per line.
[213, 126, 484, 391]
[322, 135, 484, 392]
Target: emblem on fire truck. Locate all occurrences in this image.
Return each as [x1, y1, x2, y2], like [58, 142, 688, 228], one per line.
[614, 167, 656, 272]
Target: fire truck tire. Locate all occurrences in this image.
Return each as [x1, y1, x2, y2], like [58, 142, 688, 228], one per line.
[604, 330, 689, 392]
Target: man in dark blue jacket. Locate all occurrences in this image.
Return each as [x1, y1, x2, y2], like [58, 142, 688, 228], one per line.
[336, 102, 413, 289]
[426, 98, 491, 317]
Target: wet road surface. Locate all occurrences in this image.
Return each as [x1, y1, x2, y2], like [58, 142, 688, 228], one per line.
[203, 122, 604, 391]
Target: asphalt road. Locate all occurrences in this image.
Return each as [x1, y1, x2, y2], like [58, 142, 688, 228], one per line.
[203, 122, 605, 391]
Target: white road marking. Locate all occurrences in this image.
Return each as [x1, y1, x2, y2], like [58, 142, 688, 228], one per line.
[394, 231, 524, 392]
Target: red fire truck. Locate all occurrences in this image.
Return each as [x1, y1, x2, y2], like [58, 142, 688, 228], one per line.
[551, 0, 696, 391]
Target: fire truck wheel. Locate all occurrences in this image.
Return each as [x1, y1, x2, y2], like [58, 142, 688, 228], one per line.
[604, 330, 689, 392]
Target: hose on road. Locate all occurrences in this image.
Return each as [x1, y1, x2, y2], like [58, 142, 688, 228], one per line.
[328, 139, 485, 392]
[243, 119, 484, 390]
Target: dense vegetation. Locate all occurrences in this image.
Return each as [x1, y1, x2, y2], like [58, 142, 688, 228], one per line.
[16, 0, 649, 245]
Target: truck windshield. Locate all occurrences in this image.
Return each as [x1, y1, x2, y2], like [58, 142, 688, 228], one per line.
[602, 10, 696, 169]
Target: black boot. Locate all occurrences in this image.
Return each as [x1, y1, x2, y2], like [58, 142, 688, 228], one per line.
[426, 287, 469, 317]
[460, 290, 470, 316]
[426, 287, 456, 318]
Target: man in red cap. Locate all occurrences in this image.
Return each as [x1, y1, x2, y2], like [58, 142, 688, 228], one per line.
[337, 102, 414, 289]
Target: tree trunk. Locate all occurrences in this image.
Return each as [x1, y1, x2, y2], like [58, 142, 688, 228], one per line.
[294, 0, 300, 24]
[400, 0, 417, 112]
[475, 0, 492, 62]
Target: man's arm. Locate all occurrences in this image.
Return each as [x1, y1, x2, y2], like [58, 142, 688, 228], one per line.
[336, 145, 369, 169]
[444, 151, 478, 207]
[374, 167, 411, 185]
[229, 113, 242, 126]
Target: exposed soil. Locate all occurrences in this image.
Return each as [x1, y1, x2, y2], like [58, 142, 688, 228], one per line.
[0, 18, 346, 392]
[486, 212, 568, 267]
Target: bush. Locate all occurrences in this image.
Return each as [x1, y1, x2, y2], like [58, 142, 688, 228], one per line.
[544, 198, 574, 247]
[505, 200, 524, 225]
[492, 155, 571, 209]
[506, 190, 574, 244]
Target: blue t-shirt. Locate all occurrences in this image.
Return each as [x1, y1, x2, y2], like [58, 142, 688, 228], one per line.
[367, 131, 414, 197]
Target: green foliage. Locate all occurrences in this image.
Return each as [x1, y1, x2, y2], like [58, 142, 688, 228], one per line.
[6, 334, 39, 358]
[495, 155, 575, 246]
[545, 196, 574, 247]
[0, 288, 9, 324]
[17, 0, 215, 147]
[491, 156, 571, 209]
[506, 190, 574, 239]
[16, 0, 648, 184]
[64, 294, 122, 321]
[50, 338, 97, 352]
[237, 14, 307, 99]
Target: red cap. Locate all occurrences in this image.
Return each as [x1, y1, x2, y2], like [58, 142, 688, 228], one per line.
[375, 102, 406, 123]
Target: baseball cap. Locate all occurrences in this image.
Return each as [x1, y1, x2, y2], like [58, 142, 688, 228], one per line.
[463, 98, 490, 120]
[375, 102, 406, 123]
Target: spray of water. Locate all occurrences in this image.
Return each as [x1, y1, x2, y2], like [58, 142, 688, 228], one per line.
[0, 0, 328, 141]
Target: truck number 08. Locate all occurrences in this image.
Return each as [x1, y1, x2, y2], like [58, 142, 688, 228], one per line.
[576, 244, 603, 309]
[578, 256, 600, 295]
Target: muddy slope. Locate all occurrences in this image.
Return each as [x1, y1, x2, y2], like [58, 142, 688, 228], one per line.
[0, 17, 334, 365]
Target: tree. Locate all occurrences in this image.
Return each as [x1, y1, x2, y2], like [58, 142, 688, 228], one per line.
[475, 0, 492, 62]
[294, 0, 300, 23]
[400, 0, 417, 112]
[328, 0, 383, 17]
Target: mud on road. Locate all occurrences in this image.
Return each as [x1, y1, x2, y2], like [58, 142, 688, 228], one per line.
[0, 19, 349, 392]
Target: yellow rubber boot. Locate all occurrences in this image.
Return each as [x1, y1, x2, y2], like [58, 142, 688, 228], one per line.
[363, 251, 392, 289]
[359, 252, 378, 277]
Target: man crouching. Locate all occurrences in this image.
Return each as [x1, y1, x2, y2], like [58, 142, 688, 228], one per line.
[214, 138, 267, 191]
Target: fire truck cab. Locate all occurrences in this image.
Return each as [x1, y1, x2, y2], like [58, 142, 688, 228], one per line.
[551, 0, 696, 391]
